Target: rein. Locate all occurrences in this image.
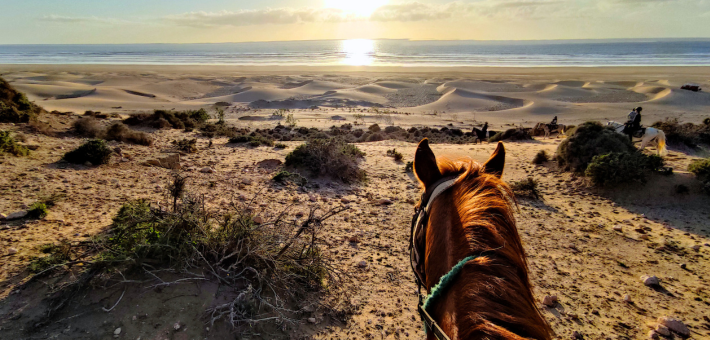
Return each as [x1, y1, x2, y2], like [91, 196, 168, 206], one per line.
[409, 175, 476, 340]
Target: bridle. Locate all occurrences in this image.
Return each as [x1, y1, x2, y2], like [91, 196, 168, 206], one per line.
[408, 175, 459, 340]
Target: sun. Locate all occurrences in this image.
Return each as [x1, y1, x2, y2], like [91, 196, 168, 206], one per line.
[324, 0, 388, 17]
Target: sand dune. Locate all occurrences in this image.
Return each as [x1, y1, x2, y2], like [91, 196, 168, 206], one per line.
[412, 88, 528, 113]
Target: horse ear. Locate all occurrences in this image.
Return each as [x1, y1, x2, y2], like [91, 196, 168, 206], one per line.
[414, 138, 442, 188]
[483, 142, 505, 178]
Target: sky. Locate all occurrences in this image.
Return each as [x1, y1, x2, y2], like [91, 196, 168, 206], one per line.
[1, 0, 710, 44]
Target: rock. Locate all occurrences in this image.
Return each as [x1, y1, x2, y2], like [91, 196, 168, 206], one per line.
[648, 330, 659, 340]
[657, 316, 690, 336]
[613, 225, 623, 232]
[341, 198, 350, 204]
[295, 212, 304, 218]
[173, 322, 181, 331]
[641, 275, 660, 286]
[655, 324, 671, 336]
[691, 245, 701, 251]
[378, 199, 393, 206]
[253, 216, 264, 224]
[200, 167, 215, 174]
[84, 161, 93, 167]
[242, 178, 252, 185]
[307, 318, 316, 324]
[356, 261, 367, 268]
[542, 295, 558, 307]
[572, 331, 583, 339]
[256, 159, 282, 170]
[114, 147, 122, 154]
[120, 158, 129, 163]
[147, 154, 181, 170]
[348, 236, 360, 243]
[7, 248, 18, 255]
[0, 213, 6, 220]
[406, 198, 416, 205]
[6, 210, 28, 220]
[309, 195, 317, 202]
[680, 263, 687, 270]
[114, 328, 121, 335]
[623, 294, 632, 303]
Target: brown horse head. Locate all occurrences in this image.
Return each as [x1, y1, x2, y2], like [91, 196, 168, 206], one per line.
[413, 138, 552, 340]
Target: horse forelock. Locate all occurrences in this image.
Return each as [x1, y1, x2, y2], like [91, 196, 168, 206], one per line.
[426, 155, 553, 340]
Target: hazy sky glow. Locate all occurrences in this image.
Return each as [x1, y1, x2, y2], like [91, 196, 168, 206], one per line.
[1, 0, 710, 44]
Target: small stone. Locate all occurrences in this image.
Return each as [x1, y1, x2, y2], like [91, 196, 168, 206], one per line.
[242, 178, 252, 185]
[173, 322, 181, 331]
[7, 248, 18, 255]
[655, 324, 671, 336]
[0, 213, 6, 220]
[114, 147, 122, 154]
[356, 261, 367, 268]
[348, 236, 360, 243]
[680, 263, 687, 270]
[641, 275, 660, 286]
[6, 210, 28, 220]
[613, 225, 623, 232]
[121, 158, 129, 163]
[200, 167, 215, 173]
[378, 199, 393, 206]
[623, 294, 632, 303]
[309, 195, 317, 202]
[114, 327, 121, 335]
[542, 295, 558, 307]
[341, 198, 350, 204]
[572, 331, 583, 339]
[691, 245, 701, 251]
[657, 316, 690, 336]
[648, 330, 659, 340]
[253, 216, 264, 224]
[307, 317, 316, 324]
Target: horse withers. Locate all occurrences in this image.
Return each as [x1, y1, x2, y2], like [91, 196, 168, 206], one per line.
[606, 121, 667, 156]
[410, 139, 552, 340]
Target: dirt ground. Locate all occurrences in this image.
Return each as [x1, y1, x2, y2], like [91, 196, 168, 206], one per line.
[1, 112, 709, 340]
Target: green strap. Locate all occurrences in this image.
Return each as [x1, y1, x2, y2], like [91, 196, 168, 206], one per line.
[422, 255, 480, 327]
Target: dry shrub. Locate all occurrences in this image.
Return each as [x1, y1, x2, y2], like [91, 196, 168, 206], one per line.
[584, 152, 665, 187]
[285, 139, 366, 182]
[511, 177, 540, 199]
[172, 138, 198, 153]
[489, 128, 532, 143]
[103, 123, 153, 146]
[386, 148, 404, 162]
[532, 150, 549, 164]
[73, 117, 103, 137]
[0, 77, 44, 123]
[652, 118, 710, 148]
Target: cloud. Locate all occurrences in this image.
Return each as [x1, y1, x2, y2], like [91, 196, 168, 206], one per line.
[40, 14, 129, 25]
[163, 8, 358, 27]
[370, 0, 573, 22]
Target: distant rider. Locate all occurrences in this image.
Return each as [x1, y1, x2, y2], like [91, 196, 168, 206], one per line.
[624, 107, 642, 141]
[549, 116, 558, 130]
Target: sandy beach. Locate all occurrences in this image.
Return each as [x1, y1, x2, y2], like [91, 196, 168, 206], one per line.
[1, 64, 709, 339]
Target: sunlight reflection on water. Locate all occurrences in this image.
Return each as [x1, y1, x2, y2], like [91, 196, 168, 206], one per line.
[341, 39, 375, 66]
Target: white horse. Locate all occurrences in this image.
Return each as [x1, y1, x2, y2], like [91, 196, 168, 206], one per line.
[607, 121, 667, 156]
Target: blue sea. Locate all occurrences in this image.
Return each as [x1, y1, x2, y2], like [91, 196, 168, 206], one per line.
[1, 39, 710, 67]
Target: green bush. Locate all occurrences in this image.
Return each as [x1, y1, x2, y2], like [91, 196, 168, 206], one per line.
[228, 135, 274, 147]
[27, 202, 48, 219]
[72, 117, 103, 137]
[285, 139, 366, 182]
[275, 143, 287, 149]
[272, 170, 308, 186]
[688, 158, 710, 180]
[0, 130, 29, 156]
[584, 152, 664, 187]
[652, 118, 710, 148]
[28, 241, 72, 273]
[1, 77, 43, 123]
[124, 109, 210, 130]
[386, 148, 404, 162]
[557, 122, 636, 172]
[63, 139, 113, 165]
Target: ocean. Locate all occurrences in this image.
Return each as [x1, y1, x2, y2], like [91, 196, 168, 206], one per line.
[1, 39, 710, 67]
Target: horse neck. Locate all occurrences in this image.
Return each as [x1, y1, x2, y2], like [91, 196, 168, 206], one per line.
[424, 189, 552, 340]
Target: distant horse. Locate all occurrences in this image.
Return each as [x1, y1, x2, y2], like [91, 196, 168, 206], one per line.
[410, 139, 552, 340]
[607, 121, 667, 156]
[533, 122, 567, 139]
[472, 123, 498, 144]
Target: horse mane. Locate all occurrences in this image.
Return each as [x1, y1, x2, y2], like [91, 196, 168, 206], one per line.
[429, 156, 552, 340]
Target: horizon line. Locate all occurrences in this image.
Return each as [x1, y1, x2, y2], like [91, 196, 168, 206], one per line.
[3, 37, 710, 46]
